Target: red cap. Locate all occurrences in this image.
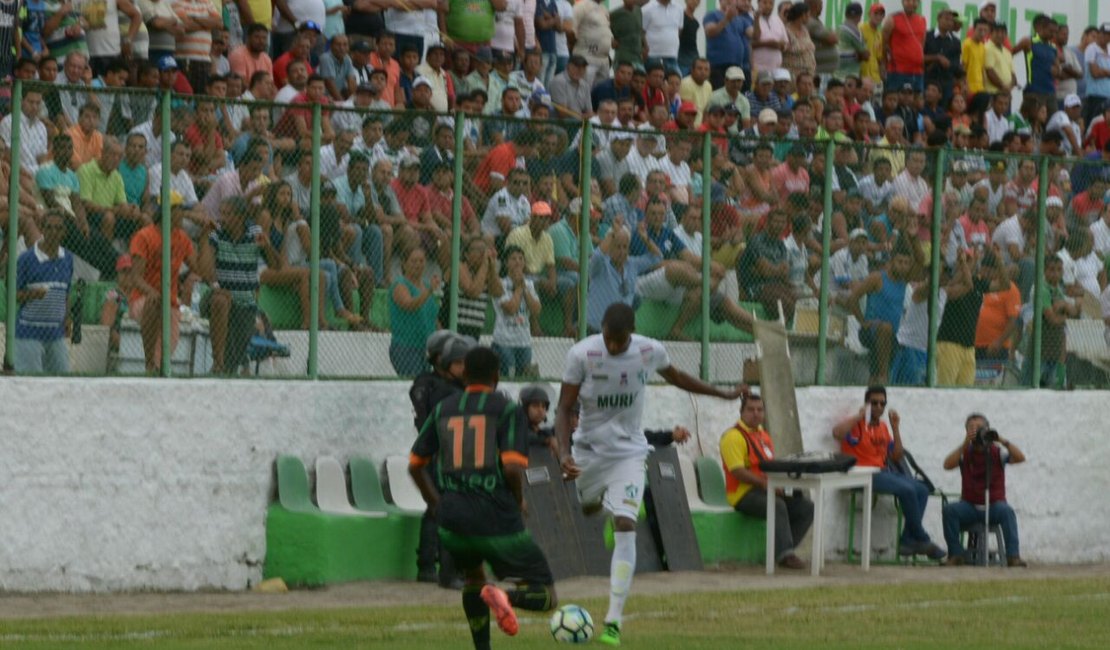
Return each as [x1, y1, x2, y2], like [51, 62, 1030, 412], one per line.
[531, 201, 553, 217]
[870, 3, 885, 13]
[679, 101, 698, 114]
[116, 254, 133, 272]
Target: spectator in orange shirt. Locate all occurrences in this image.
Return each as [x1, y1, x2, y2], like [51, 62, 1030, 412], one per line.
[67, 104, 105, 167]
[473, 128, 542, 199]
[973, 261, 1022, 363]
[229, 22, 274, 81]
[370, 33, 402, 107]
[833, 387, 946, 560]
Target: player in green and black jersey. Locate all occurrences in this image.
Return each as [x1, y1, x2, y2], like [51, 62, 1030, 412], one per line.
[409, 346, 557, 649]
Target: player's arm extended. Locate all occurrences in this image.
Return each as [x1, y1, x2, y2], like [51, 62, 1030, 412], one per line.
[657, 366, 747, 401]
[554, 382, 582, 478]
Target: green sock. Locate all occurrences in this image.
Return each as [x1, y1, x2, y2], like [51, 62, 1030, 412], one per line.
[462, 585, 490, 650]
[508, 583, 552, 612]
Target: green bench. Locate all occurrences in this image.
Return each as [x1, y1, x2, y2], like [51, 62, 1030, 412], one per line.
[690, 456, 766, 565]
[262, 455, 420, 587]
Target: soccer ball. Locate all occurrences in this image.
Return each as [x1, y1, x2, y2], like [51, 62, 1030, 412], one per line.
[549, 604, 594, 643]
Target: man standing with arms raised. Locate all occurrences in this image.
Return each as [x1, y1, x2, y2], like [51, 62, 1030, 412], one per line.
[555, 303, 746, 646]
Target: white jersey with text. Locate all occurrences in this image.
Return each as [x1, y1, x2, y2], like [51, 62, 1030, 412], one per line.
[563, 333, 670, 459]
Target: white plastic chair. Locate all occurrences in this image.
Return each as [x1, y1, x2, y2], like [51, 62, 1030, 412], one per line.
[678, 454, 732, 513]
[315, 456, 383, 517]
[384, 455, 429, 513]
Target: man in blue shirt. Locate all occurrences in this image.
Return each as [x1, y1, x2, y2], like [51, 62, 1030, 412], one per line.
[14, 210, 73, 375]
[585, 221, 660, 333]
[630, 197, 705, 339]
[703, 0, 754, 90]
[1023, 15, 1062, 114]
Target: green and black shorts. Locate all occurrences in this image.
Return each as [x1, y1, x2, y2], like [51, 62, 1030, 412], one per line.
[438, 528, 554, 585]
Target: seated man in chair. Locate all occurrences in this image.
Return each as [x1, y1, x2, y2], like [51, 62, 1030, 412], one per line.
[940, 413, 1027, 567]
[720, 392, 813, 569]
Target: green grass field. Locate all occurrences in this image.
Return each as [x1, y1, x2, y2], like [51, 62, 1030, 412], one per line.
[1, 576, 1107, 649]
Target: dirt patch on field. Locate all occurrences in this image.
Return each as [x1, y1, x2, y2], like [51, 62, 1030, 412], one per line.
[0, 563, 1107, 621]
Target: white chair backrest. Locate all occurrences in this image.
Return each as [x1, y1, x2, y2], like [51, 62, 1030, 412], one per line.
[315, 456, 381, 517]
[384, 455, 428, 513]
[678, 454, 732, 513]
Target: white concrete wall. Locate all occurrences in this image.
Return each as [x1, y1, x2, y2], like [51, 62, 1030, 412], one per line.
[0, 378, 1105, 592]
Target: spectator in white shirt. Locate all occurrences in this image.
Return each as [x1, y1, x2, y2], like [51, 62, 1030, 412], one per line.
[0, 91, 50, 175]
[658, 136, 693, 205]
[1091, 202, 1110, 259]
[1045, 94, 1085, 156]
[985, 92, 1012, 145]
[856, 157, 895, 215]
[642, 0, 685, 73]
[891, 150, 930, 215]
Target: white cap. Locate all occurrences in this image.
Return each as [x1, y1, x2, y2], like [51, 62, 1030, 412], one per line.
[412, 76, 432, 89]
[725, 66, 746, 81]
[772, 68, 792, 82]
[1064, 94, 1082, 109]
[611, 131, 636, 142]
[849, 228, 869, 239]
[1045, 196, 1064, 208]
[758, 108, 779, 124]
[978, 0, 996, 11]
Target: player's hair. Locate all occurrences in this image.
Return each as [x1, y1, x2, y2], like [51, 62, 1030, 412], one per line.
[601, 303, 636, 337]
[864, 385, 887, 402]
[741, 392, 763, 409]
[463, 346, 500, 385]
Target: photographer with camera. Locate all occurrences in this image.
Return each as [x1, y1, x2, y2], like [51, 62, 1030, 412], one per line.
[941, 413, 1027, 567]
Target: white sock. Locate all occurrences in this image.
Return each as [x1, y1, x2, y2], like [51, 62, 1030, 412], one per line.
[605, 531, 636, 625]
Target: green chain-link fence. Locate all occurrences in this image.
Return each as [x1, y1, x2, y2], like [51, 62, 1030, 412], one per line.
[3, 80, 1109, 387]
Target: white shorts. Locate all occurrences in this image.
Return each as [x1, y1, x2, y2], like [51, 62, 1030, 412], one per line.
[572, 448, 647, 521]
[636, 267, 685, 305]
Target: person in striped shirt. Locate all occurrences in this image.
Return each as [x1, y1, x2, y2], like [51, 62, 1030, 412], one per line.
[197, 196, 282, 375]
[14, 210, 74, 375]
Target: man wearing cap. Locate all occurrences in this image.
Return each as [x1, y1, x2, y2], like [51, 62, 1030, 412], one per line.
[859, 3, 885, 83]
[416, 43, 456, 112]
[708, 67, 752, 125]
[703, 0, 754, 88]
[728, 108, 773, 166]
[506, 201, 574, 333]
[549, 55, 593, 119]
[229, 23, 274, 81]
[1082, 24, 1110, 127]
[923, 8, 963, 103]
[746, 69, 783, 116]
[1046, 94, 1085, 156]
[596, 132, 635, 198]
[679, 58, 713, 125]
[880, 0, 926, 93]
[272, 0, 325, 58]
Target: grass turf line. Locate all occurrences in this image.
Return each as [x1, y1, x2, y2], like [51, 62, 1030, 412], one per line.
[0, 576, 1107, 649]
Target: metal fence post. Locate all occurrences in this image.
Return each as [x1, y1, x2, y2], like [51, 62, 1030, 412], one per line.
[5, 80, 22, 369]
[926, 147, 947, 387]
[447, 111, 466, 331]
[1029, 155, 1050, 388]
[700, 132, 712, 382]
[576, 120, 593, 342]
[159, 89, 172, 377]
[815, 138, 836, 386]
[307, 103, 323, 379]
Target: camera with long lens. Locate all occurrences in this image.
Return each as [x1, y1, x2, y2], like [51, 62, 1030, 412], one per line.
[974, 426, 999, 445]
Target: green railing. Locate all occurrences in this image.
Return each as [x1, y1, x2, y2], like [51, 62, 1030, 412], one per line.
[3, 79, 1107, 388]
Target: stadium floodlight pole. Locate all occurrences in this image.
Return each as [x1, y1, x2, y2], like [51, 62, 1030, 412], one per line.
[5, 79, 22, 369]
[700, 132, 712, 382]
[308, 102, 323, 379]
[160, 88, 173, 378]
[577, 120, 593, 342]
[447, 110, 466, 332]
[1029, 154, 1050, 388]
[926, 147, 947, 387]
[815, 138, 836, 385]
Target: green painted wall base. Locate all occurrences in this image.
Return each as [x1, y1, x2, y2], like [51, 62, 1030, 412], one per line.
[262, 504, 421, 586]
[691, 511, 766, 565]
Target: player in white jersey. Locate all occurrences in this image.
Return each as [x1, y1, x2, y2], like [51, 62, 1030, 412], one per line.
[554, 303, 745, 646]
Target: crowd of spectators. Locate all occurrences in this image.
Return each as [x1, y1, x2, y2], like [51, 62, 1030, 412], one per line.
[1, 0, 1110, 383]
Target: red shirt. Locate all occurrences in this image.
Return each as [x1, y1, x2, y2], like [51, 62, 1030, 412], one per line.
[391, 178, 431, 224]
[474, 142, 519, 194]
[1070, 191, 1105, 223]
[427, 188, 477, 230]
[770, 162, 810, 198]
[272, 52, 313, 89]
[274, 93, 331, 138]
[841, 419, 893, 468]
[888, 12, 927, 74]
[183, 125, 224, 175]
[1086, 120, 1110, 152]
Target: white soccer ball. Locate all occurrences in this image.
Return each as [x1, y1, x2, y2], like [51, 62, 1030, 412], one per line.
[549, 604, 594, 644]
